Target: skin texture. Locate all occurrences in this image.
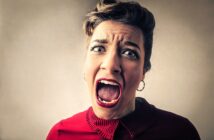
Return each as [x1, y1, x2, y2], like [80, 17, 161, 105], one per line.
[84, 20, 145, 120]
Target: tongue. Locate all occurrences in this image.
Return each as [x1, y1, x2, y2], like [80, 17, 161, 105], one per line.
[98, 86, 119, 101]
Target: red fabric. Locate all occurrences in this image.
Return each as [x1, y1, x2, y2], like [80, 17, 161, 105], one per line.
[46, 109, 100, 140]
[46, 108, 119, 140]
[87, 108, 119, 139]
[46, 97, 200, 140]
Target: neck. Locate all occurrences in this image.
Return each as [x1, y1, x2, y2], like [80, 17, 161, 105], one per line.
[92, 101, 135, 120]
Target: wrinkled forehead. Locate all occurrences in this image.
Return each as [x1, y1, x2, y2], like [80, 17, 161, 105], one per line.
[90, 20, 144, 44]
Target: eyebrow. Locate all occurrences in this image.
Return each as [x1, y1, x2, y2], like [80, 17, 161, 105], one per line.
[92, 39, 140, 50]
[124, 41, 140, 50]
[92, 39, 108, 44]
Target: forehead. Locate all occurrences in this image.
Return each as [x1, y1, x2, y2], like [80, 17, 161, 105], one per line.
[91, 20, 144, 44]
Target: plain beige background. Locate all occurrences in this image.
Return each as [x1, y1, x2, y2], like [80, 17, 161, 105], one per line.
[0, 0, 213, 140]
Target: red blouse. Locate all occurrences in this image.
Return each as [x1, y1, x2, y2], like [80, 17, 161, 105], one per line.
[46, 97, 200, 140]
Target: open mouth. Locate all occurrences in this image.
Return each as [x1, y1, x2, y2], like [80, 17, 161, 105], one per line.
[96, 79, 122, 108]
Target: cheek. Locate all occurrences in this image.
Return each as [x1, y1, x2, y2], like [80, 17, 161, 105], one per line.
[127, 71, 141, 87]
[124, 63, 144, 90]
[84, 56, 99, 86]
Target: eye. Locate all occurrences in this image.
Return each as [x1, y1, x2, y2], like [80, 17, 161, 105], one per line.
[121, 49, 139, 60]
[90, 45, 105, 53]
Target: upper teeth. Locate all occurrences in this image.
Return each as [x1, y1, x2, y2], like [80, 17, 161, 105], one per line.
[100, 80, 119, 86]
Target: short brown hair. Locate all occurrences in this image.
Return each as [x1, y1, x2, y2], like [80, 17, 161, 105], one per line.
[83, 0, 155, 72]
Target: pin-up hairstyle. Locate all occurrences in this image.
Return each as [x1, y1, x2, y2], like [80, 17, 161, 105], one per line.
[83, 0, 155, 72]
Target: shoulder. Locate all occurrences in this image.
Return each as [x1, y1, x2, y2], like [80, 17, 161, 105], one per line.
[59, 109, 90, 129]
[46, 108, 92, 140]
[154, 108, 201, 139]
[136, 97, 200, 139]
[155, 107, 200, 138]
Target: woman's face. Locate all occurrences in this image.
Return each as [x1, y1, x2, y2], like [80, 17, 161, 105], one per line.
[84, 20, 145, 119]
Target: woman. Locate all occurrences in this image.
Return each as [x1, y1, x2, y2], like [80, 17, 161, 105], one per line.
[47, 0, 200, 139]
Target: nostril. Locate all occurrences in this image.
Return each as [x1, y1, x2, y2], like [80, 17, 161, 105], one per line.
[100, 52, 121, 73]
[100, 63, 121, 74]
[113, 67, 121, 73]
[100, 65, 121, 73]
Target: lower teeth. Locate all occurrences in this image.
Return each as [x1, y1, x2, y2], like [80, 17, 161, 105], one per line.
[98, 97, 117, 104]
[98, 97, 109, 103]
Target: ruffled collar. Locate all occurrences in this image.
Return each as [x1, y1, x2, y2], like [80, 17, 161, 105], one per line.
[86, 107, 119, 140]
[86, 97, 156, 139]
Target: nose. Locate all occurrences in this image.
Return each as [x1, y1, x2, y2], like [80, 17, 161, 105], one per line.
[100, 50, 121, 74]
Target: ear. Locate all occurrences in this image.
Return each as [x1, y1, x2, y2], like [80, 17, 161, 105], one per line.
[141, 70, 146, 81]
[141, 73, 145, 81]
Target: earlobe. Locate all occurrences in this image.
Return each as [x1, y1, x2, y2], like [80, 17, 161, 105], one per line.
[141, 71, 145, 81]
[141, 75, 145, 81]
